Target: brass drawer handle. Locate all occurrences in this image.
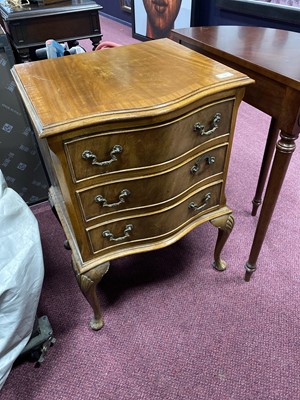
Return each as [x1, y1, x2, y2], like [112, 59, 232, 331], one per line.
[95, 189, 131, 208]
[188, 193, 211, 211]
[82, 145, 123, 167]
[193, 113, 221, 136]
[190, 155, 216, 175]
[102, 224, 133, 242]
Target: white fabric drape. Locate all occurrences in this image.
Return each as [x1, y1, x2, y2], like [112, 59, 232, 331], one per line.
[0, 170, 44, 390]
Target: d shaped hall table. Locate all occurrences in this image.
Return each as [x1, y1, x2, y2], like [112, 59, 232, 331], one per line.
[172, 26, 300, 280]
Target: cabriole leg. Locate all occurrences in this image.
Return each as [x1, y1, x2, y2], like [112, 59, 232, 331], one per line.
[210, 213, 235, 271]
[74, 258, 110, 330]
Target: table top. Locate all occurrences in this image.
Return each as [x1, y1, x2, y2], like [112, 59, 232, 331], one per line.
[12, 38, 252, 137]
[0, 0, 102, 19]
[172, 26, 300, 90]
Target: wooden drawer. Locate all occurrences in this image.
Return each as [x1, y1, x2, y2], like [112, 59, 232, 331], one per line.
[65, 98, 234, 183]
[86, 181, 222, 256]
[77, 144, 228, 223]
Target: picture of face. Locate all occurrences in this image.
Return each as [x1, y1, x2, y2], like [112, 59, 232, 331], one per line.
[142, 0, 183, 38]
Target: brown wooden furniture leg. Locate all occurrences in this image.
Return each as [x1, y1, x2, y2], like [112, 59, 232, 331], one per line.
[251, 118, 280, 216]
[18, 48, 31, 62]
[74, 258, 110, 330]
[245, 128, 299, 281]
[90, 35, 102, 50]
[210, 213, 235, 271]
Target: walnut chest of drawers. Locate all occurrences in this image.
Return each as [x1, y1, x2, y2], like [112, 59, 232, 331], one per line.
[12, 39, 253, 330]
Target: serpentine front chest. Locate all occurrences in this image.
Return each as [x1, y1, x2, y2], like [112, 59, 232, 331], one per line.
[12, 39, 253, 330]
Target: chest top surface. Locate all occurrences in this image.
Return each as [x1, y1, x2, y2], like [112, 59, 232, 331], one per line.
[12, 38, 252, 137]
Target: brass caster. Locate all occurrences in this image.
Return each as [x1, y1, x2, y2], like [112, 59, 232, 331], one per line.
[212, 259, 227, 271]
[90, 317, 104, 331]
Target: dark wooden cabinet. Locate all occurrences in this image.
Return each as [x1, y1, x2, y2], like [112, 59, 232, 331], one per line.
[0, 0, 102, 62]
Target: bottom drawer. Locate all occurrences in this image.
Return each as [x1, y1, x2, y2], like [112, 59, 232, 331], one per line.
[87, 181, 222, 256]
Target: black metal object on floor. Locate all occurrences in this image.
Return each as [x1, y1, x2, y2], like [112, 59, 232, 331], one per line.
[18, 316, 56, 367]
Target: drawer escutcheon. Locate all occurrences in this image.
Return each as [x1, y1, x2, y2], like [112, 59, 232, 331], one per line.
[95, 189, 131, 208]
[82, 145, 123, 167]
[102, 224, 133, 242]
[188, 192, 211, 212]
[193, 113, 221, 136]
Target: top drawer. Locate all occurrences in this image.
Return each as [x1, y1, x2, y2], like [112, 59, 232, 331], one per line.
[64, 98, 234, 183]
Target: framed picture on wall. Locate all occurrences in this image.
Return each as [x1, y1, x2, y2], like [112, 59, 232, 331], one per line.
[120, 0, 132, 13]
[132, 0, 196, 41]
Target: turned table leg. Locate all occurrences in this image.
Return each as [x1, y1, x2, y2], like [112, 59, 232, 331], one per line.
[90, 35, 103, 50]
[210, 213, 235, 271]
[74, 257, 110, 330]
[251, 117, 280, 216]
[17, 47, 31, 63]
[245, 126, 299, 282]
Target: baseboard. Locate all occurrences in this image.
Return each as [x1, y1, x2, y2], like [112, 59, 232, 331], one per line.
[99, 12, 132, 28]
